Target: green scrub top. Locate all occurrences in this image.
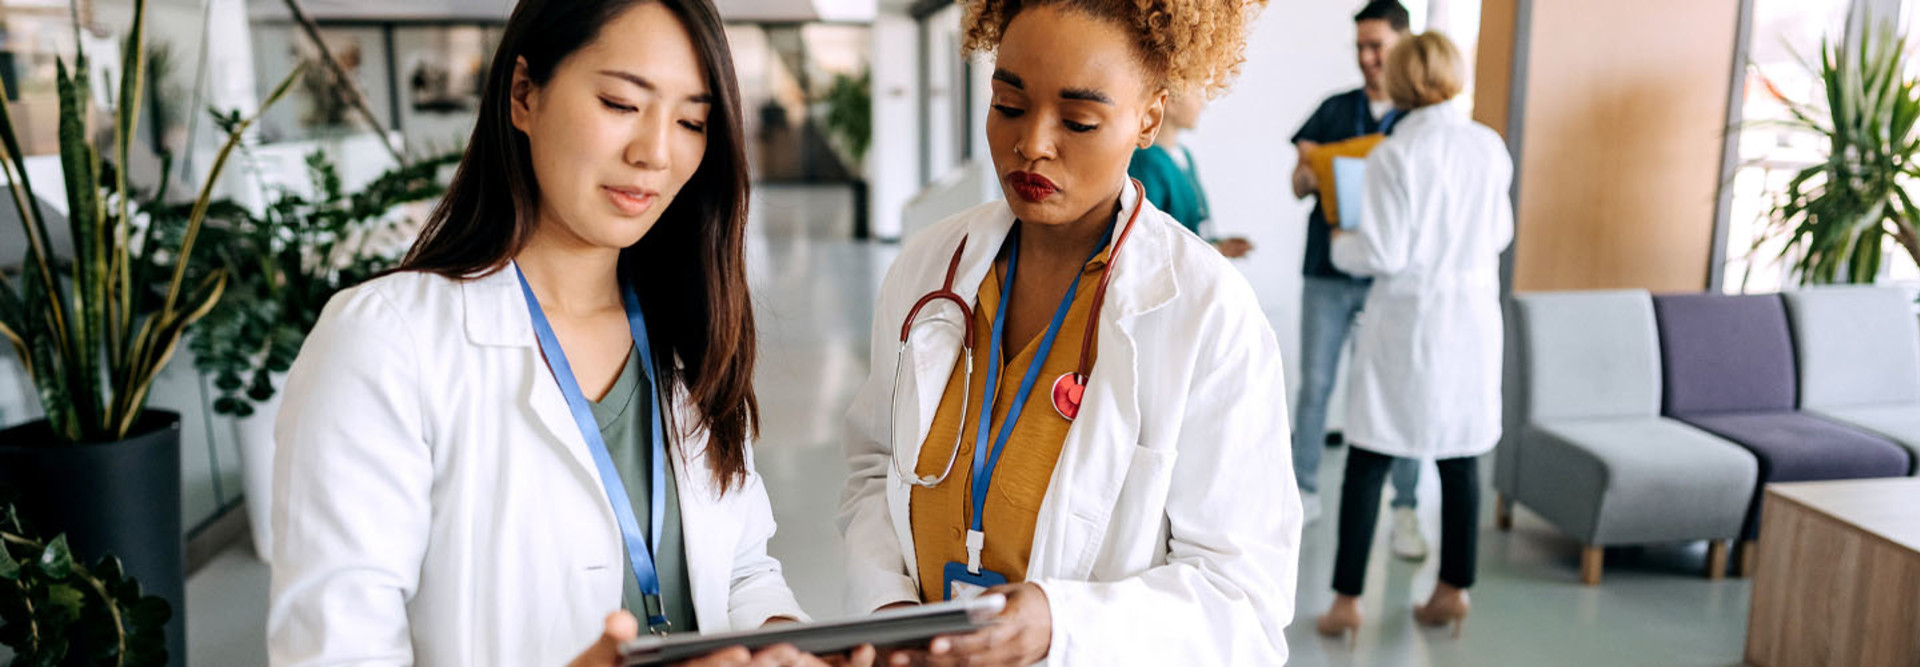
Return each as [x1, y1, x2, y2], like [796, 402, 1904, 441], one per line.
[588, 346, 699, 634]
[1128, 144, 1211, 236]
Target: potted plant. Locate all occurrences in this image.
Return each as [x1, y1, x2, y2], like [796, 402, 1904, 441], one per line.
[0, 498, 171, 665]
[0, 0, 297, 663]
[821, 69, 871, 238]
[1756, 25, 1920, 284]
[148, 147, 455, 562]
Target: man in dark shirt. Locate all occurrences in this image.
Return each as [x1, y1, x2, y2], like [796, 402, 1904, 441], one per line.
[1286, 0, 1428, 561]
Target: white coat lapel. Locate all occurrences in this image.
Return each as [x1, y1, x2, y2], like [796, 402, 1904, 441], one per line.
[1028, 182, 1180, 580]
[462, 265, 607, 498]
[883, 204, 1016, 582]
[667, 405, 729, 632]
[895, 207, 1016, 477]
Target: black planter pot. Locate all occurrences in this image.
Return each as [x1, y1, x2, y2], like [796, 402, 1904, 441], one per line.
[0, 411, 186, 667]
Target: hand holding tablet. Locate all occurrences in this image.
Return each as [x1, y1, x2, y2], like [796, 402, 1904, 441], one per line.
[617, 595, 1006, 666]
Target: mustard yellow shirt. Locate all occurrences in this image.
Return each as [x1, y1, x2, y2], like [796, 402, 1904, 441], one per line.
[910, 244, 1108, 602]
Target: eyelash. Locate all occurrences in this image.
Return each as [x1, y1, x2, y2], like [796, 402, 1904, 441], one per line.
[994, 104, 1099, 133]
[602, 97, 707, 133]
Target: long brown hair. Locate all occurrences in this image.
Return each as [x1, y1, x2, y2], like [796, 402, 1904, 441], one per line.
[398, 0, 757, 493]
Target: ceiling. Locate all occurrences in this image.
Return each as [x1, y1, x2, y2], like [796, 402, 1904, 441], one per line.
[245, 0, 874, 24]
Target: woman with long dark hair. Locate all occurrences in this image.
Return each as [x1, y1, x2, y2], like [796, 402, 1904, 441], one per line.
[268, 1, 845, 664]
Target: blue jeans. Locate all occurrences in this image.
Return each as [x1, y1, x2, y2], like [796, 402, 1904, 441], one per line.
[1292, 276, 1419, 507]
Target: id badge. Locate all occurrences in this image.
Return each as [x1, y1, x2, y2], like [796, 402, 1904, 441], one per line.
[941, 561, 1008, 601]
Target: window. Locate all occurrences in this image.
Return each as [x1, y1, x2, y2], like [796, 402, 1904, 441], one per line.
[1722, 0, 1914, 292]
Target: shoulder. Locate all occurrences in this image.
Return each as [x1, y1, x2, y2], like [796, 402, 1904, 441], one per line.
[1467, 122, 1513, 162]
[313, 270, 469, 347]
[1318, 89, 1366, 114]
[895, 199, 1001, 268]
[1141, 207, 1261, 319]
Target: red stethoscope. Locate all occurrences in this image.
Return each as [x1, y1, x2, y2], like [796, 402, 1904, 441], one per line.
[888, 180, 1147, 488]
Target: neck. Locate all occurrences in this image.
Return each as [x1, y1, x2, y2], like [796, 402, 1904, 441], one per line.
[1024, 184, 1124, 265]
[1154, 128, 1182, 151]
[1364, 84, 1388, 103]
[515, 220, 623, 318]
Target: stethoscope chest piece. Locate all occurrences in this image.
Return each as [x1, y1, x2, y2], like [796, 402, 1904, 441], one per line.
[1050, 372, 1086, 420]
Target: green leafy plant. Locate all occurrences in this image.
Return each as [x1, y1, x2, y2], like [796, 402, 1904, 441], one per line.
[0, 498, 171, 665]
[151, 147, 456, 417]
[1758, 25, 1920, 284]
[822, 70, 871, 168]
[0, 0, 299, 443]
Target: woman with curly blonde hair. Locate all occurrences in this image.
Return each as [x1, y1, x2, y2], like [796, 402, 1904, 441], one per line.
[838, 0, 1297, 664]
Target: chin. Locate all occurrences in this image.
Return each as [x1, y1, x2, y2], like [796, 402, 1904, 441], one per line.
[586, 218, 661, 250]
[1002, 196, 1082, 227]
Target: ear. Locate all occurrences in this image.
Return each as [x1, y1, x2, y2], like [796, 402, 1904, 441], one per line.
[509, 56, 538, 135]
[1138, 88, 1168, 149]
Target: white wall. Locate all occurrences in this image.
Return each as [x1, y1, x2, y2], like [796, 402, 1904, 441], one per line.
[868, 12, 916, 239]
[1184, 1, 1366, 409]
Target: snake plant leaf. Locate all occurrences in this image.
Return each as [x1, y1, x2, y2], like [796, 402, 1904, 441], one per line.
[118, 270, 227, 437]
[55, 58, 108, 437]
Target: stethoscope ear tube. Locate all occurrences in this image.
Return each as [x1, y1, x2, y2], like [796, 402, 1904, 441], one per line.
[890, 340, 972, 488]
[890, 235, 976, 488]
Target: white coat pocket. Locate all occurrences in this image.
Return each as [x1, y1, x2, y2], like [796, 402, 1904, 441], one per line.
[1078, 444, 1180, 579]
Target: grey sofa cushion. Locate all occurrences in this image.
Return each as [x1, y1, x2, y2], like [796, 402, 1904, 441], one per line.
[1782, 286, 1920, 409]
[1519, 418, 1756, 544]
[1517, 290, 1661, 421]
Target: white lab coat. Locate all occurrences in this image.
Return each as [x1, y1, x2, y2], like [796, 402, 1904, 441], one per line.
[1330, 103, 1514, 460]
[268, 266, 805, 666]
[838, 180, 1301, 665]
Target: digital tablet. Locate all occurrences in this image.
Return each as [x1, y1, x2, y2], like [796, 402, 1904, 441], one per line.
[1333, 156, 1368, 230]
[619, 594, 1005, 666]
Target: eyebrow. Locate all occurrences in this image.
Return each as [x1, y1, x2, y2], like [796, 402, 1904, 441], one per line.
[597, 70, 713, 104]
[992, 69, 1115, 106]
[1061, 87, 1114, 105]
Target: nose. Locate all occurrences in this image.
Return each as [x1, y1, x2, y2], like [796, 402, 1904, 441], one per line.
[1014, 114, 1058, 163]
[623, 105, 672, 171]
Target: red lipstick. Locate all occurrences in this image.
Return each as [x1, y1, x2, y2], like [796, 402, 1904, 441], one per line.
[1009, 171, 1059, 203]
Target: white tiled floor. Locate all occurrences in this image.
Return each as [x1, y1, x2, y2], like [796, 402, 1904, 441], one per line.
[186, 185, 1750, 666]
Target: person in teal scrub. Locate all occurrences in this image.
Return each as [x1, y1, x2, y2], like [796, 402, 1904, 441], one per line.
[1128, 88, 1252, 257]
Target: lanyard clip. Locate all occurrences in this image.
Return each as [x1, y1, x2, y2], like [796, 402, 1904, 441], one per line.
[965, 529, 985, 575]
[644, 595, 672, 636]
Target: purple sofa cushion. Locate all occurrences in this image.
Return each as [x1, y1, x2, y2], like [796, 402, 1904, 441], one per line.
[1677, 411, 1912, 539]
[1680, 412, 1913, 482]
[1654, 293, 1798, 416]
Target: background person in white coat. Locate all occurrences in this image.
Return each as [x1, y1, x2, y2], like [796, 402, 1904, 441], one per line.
[268, 1, 858, 665]
[837, 0, 1298, 664]
[1317, 31, 1514, 643]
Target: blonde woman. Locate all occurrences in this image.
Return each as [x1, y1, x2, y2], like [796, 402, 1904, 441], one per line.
[1316, 31, 1514, 642]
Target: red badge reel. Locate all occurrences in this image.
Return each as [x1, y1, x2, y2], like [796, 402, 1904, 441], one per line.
[1051, 373, 1086, 420]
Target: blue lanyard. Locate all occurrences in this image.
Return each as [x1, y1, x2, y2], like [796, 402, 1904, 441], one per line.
[515, 266, 671, 633]
[963, 223, 1114, 573]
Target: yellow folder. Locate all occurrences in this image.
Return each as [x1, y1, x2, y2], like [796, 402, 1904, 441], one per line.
[1306, 134, 1385, 225]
